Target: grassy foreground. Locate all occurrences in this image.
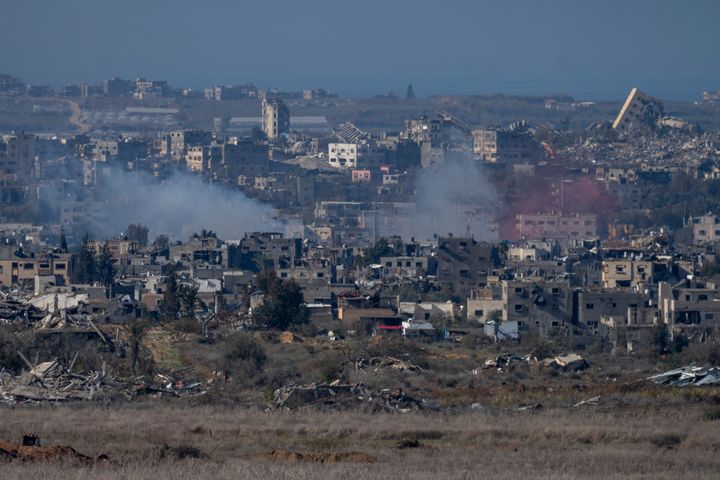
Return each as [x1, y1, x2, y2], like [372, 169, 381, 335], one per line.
[1, 401, 719, 479]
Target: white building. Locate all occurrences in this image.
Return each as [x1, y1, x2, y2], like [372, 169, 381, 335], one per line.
[327, 143, 358, 169]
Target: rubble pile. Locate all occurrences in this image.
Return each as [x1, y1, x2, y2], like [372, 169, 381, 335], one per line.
[0, 298, 44, 324]
[273, 382, 424, 412]
[0, 360, 109, 403]
[481, 353, 535, 371]
[0, 359, 208, 404]
[648, 365, 720, 387]
[542, 354, 590, 372]
[355, 356, 424, 372]
[559, 130, 720, 168]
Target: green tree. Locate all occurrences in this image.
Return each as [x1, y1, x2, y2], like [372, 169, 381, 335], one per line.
[125, 317, 151, 376]
[154, 234, 169, 250]
[357, 238, 396, 267]
[125, 223, 149, 245]
[179, 284, 200, 317]
[254, 271, 308, 330]
[73, 234, 96, 284]
[96, 242, 115, 287]
[653, 324, 670, 355]
[160, 266, 181, 322]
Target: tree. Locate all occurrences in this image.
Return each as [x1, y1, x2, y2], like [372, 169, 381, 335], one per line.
[125, 317, 151, 377]
[125, 224, 149, 245]
[154, 234, 169, 250]
[179, 284, 201, 317]
[73, 234, 96, 284]
[356, 238, 396, 267]
[96, 242, 115, 287]
[254, 271, 308, 330]
[59, 228, 68, 253]
[653, 324, 670, 355]
[406, 83, 415, 99]
[160, 266, 181, 322]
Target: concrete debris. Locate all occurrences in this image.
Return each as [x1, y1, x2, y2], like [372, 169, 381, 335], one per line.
[273, 382, 424, 412]
[0, 358, 208, 404]
[517, 403, 543, 412]
[542, 354, 589, 372]
[648, 365, 720, 387]
[355, 356, 424, 372]
[279, 331, 304, 344]
[573, 396, 601, 407]
[480, 353, 535, 371]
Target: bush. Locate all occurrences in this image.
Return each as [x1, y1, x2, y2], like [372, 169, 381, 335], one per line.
[651, 433, 684, 449]
[217, 333, 267, 383]
[703, 409, 720, 422]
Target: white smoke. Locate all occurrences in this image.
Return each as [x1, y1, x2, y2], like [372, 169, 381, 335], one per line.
[410, 155, 499, 240]
[90, 167, 279, 241]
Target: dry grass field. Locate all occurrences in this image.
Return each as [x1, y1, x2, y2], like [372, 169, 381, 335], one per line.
[1, 401, 720, 479]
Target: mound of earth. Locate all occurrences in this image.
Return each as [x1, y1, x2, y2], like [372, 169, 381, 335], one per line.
[251, 449, 376, 463]
[0, 441, 109, 464]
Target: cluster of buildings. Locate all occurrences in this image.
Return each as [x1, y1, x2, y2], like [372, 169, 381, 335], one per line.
[0, 78, 719, 354]
[0, 219, 717, 355]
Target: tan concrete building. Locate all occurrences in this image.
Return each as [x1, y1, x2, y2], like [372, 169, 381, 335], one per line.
[0, 254, 71, 286]
[601, 259, 654, 289]
[262, 98, 290, 141]
[612, 87, 663, 130]
[515, 212, 597, 242]
[691, 214, 720, 244]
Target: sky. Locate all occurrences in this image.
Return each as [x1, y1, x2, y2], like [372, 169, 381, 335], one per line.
[1, 0, 718, 101]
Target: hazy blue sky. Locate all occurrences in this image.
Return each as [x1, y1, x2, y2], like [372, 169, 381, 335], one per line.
[1, 0, 718, 100]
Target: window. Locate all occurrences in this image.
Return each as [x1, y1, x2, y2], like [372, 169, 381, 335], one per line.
[515, 287, 524, 294]
[23, 263, 34, 270]
[551, 287, 560, 295]
[585, 303, 594, 309]
[707, 314, 715, 320]
[55, 264, 66, 270]
[514, 304, 524, 311]
[699, 295, 708, 301]
[474, 310, 484, 317]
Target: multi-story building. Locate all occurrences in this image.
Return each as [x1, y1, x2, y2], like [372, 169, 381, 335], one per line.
[436, 237, 497, 296]
[103, 77, 133, 96]
[601, 259, 655, 289]
[1, 133, 36, 176]
[612, 87, 663, 130]
[472, 126, 540, 163]
[515, 212, 597, 242]
[328, 143, 358, 168]
[221, 138, 269, 179]
[185, 145, 223, 173]
[691, 214, 720, 244]
[262, 98, 290, 141]
[169, 130, 214, 162]
[0, 253, 72, 286]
